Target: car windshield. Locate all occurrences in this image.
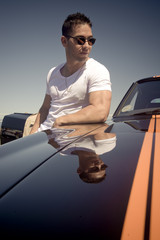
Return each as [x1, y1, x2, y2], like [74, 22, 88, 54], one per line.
[115, 80, 160, 117]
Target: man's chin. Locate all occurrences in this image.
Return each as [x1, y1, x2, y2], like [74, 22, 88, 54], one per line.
[78, 55, 89, 62]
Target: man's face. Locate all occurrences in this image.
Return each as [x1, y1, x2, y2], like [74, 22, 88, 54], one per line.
[64, 24, 94, 62]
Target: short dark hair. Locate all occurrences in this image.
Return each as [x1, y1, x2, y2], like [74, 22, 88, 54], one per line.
[62, 12, 92, 36]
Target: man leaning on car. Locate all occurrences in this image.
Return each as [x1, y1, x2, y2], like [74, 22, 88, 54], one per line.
[30, 12, 112, 134]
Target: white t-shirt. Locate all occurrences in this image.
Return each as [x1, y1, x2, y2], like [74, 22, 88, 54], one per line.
[60, 135, 117, 156]
[47, 128, 116, 155]
[39, 58, 111, 131]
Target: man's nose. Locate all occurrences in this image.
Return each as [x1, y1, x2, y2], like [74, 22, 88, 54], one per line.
[83, 40, 90, 47]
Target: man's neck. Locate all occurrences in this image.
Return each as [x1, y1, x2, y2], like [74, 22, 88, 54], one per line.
[61, 58, 89, 77]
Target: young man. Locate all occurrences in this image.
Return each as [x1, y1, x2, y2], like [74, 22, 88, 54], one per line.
[30, 12, 112, 134]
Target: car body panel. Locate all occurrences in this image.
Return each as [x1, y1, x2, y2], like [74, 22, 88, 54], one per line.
[0, 124, 105, 198]
[0, 120, 147, 239]
[1, 113, 32, 131]
[0, 76, 160, 239]
[0, 132, 56, 197]
[1, 113, 33, 144]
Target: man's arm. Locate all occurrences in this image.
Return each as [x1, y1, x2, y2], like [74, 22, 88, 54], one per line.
[30, 94, 51, 134]
[53, 90, 112, 127]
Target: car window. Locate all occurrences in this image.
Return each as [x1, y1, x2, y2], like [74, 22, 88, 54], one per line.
[115, 80, 160, 117]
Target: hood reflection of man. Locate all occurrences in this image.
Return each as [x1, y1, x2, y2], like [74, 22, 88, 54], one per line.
[73, 150, 108, 183]
[47, 124, 116, 184]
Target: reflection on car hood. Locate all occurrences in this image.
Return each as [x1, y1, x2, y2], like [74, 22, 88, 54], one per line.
[0, 123, 108, 197]
[0, 117, 160, 239]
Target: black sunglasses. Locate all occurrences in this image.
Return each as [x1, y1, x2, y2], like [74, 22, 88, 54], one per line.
[87, 164, 107, 173]
[66, 35, 96, 46]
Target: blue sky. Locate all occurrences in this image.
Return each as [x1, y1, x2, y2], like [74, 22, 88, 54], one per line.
[0, 0, 160, 117]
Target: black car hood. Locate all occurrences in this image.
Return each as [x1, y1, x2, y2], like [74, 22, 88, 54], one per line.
[0, 119, 154, 239]
[0, 124, 107, 198]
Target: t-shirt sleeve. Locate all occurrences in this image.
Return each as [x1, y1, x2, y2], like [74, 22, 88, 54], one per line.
[45, 67, 55, 95]
[88, 63, 111, 93]
[94, 136, 116, 155]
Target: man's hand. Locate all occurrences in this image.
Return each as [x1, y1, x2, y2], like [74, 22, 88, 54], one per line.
[53, 117, 63, 128]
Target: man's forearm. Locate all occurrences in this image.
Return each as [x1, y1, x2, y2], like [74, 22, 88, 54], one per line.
[53, 90, 112, 127]
[53, 104, 109, 127]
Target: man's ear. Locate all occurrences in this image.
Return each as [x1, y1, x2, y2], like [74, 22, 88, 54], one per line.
[61, 36, 67, 47]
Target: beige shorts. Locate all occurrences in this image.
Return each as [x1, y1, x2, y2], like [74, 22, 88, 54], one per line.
[23, 114, 37, 137]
